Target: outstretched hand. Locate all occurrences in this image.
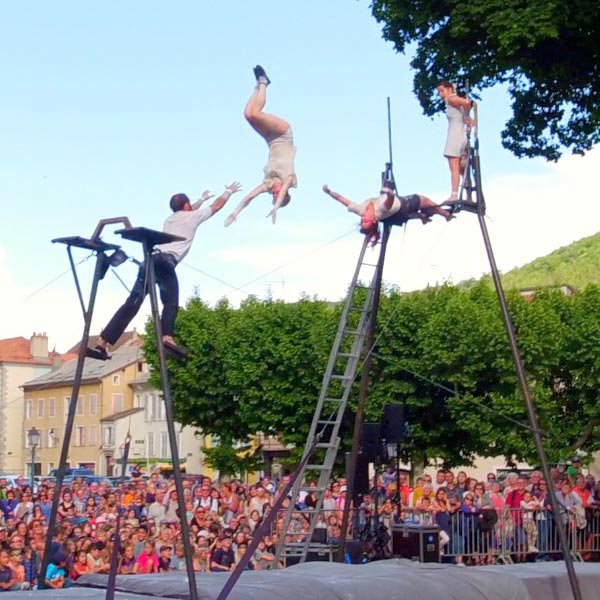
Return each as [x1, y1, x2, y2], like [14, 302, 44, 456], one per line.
[201, 190, 214, 202]
[225, 181, 242, 194]
[322, 184, 331, 195]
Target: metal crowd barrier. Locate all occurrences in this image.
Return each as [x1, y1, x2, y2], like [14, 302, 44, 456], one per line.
[271, 505, 600, 565]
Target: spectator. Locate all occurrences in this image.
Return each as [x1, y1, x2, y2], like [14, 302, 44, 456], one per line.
[133, 540, 158, 574]
[210, 536, 235, 572]
[44, 551, 68, 590]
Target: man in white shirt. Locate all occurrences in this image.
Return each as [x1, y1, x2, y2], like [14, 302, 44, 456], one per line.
[87, 182, 241, 359]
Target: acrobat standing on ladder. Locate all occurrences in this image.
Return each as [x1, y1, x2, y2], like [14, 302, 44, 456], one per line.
[436, 80, 474, 202]
[224, 65, 297, 226]
[86, 182, 241, 361]
[322, 183, 452, 244]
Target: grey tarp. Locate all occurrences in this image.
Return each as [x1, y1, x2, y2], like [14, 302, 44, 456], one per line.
[23, 560, 593, 600]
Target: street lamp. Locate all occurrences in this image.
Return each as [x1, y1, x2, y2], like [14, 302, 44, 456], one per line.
[27, 427, 41, 481]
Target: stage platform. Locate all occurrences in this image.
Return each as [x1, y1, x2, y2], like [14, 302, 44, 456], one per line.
[18, 560, 600, 600]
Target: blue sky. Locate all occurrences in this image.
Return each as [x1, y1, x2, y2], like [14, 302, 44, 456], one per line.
[1, 0, 598, 351]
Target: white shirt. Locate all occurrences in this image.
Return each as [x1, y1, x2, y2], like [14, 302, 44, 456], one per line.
[157, 206, 212, 263]
[347, 194, 400, 221]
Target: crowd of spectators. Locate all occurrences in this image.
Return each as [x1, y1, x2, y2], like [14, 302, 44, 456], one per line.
[1, 460, 600, 591]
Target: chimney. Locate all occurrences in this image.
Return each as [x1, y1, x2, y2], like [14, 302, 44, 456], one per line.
[29, 332, 49, 360]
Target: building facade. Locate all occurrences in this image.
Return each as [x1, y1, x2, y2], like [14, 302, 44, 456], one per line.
[0, 333, 73, 475]
[22, 346, 204, 476]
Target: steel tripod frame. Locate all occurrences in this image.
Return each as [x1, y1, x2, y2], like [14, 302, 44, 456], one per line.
[469, 141, 583, 600]
[39, 230, 124, 589]
[117, 227, 198, 600]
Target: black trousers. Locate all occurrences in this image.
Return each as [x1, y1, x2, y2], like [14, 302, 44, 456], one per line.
[102, 253, 179, 345]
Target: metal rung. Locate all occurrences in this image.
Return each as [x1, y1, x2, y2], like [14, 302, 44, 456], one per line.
[323, 397, 343, 403]
[315, 442, 338, 449]
[317, 419, 338, 425]
[331, 374, 352, 380]
[338, 352, 359, 359]
[343, 329, 366, 336]
[360, 262, 378, 267]
[306, 464, 329, 470]
[349, 307, 368, 313]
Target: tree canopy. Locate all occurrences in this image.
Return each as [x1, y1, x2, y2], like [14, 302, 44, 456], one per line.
[370, 0, 600, 160]
[145, 283, 600, 474]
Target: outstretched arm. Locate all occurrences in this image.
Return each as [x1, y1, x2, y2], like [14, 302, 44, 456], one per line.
[191, 190, 214, 210]
[224, 183, 269, 226]
[208, 182, 242, 216]
[322, 184, 352, 207]
[268, 174, 295, 224]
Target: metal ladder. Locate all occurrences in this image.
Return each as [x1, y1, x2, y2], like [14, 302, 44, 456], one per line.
[274, 232, 388, 566]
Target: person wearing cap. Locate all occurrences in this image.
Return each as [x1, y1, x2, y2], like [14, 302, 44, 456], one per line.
[44, 551, 67, 589]
[157, 545, 173, 572]
[566, 457, 582, 479]
[210, 536, 235, 572]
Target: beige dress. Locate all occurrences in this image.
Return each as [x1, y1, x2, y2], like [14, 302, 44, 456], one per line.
[263, 127, 297, 188]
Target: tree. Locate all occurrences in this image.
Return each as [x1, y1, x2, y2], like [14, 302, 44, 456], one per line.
[370, 0, 600, 160]
[144, 284, 600, 473]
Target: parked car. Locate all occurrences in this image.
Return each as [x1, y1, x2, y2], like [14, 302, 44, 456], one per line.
[48, 468, 94, 478]
[0, 475, 32, 489]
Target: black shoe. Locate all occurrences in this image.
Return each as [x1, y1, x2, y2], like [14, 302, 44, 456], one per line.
[85, 345, 110, 361]
[164, 340, 189, 360]
[254, 65, 271, 85]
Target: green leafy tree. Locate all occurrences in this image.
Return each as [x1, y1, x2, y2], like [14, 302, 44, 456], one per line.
[370, 0, 600, 160]
[144, 283, 600, 473]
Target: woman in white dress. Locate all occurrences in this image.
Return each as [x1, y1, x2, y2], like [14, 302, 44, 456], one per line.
[225, 66, 297, 226]
[436, 80, 473, 202]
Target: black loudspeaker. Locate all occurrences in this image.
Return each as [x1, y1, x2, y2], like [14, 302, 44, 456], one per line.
[380, 404, 406, 443]
[360, 422, 381, 461]
[345, 453, 370, 496]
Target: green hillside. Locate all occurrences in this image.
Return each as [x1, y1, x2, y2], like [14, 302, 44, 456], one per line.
[501, 231, 600, 290]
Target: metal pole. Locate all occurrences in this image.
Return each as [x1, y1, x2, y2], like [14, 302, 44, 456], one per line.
[338, 224, 392, 561]
[39, 249, 106, 589]
[31, 445, 36, 482]
[145, 243, 198, 600]
[473, 150, 583, 600]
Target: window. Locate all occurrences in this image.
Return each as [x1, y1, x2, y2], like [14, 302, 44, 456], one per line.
[147, 432, 155, 458]
[25, 400, 32, 420]
[76, 395, 84, 416]
[145, 394, 154, 421]
[158, 397, 166, 421]
[160, 432, 168, 457]
[75, 426, 86, 447]
[112, 374, 120, 385]
[47, 430, 56, 448]
[63, 396, 70, 419]
[48, 398, 56, 418]
[37, 398, 44, 418]
[112, 394, 123, 413]
[48, 462, 55, 473]
[103, 426, 114, 446]
[89, 394, 97, 415]
[88, 426, 98, 445]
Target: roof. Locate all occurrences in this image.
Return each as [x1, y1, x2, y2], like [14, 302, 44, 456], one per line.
[0, 336, 73, 366]
[100, 407, 144, 423]
[22, 346, 143, 391]
[130, 372, 150, 386]
[67, 329, 142, 354]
